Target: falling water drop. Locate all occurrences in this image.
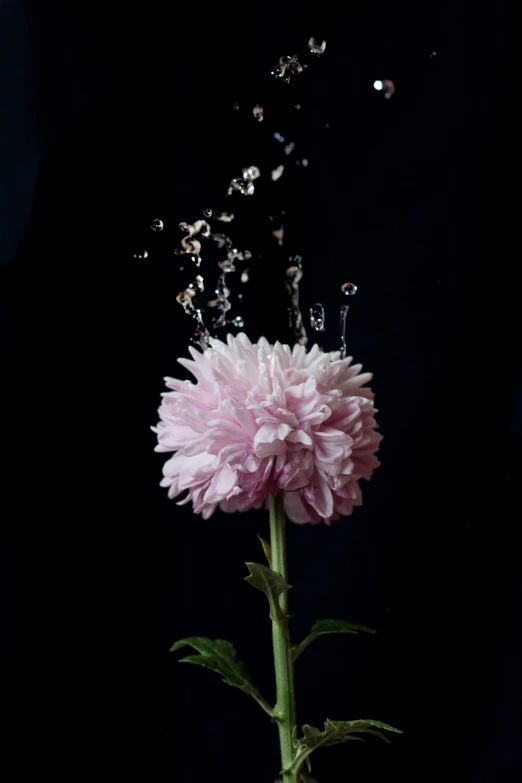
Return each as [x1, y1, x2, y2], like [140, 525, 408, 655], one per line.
[285, 264, 307, 345]
[341, 281, 358, 296]
[308, 37, 327, 56]
[241, 269, 250, 283]
[340, 304, 349, 360]
[253, 104, 264, 122]
[234, 103, 239, 110]
[203, 208, 212, 218]
[232, 316, 244, 328]
[374, 79, 395, 99]
[134, 250, 148, 259]
[310, 303, 325, 331]
[150, 218, 164, 232]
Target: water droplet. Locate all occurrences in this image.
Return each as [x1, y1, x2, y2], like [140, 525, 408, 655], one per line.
[429, 51, 437, 58]
[241, 269, 250, 283]
[374, 79, 395, 99]
[242, 166, 260, 181]
[232, 316, 244, 328]
[310, 303, 325, 331]
[274, 132, 285, 143]
[134, 250, 148, 259]
[272, 54, 305, 82]
[302, 159, 308, 167]
[150, 218, 164, 232]
[341, 282, 358, 296]
[178, 265, 184, 271]
[228, 166, 260, 197]
[237, 293, 243, 300]
[241, 249, 252, 261]
[234, 103, 239, 110]
[253, 104, 264, 122]
[213, 211, 234, 222]
[271, 165, 285, 181]
[284, 142, 295, 156]
[308, 37, 327, 56]
[339, 304, 349, 359]
[272, 228, 284, 245]
[203, 208, 212, 218]
[294, 104, 301, 110]
[286, 266, 303, 284]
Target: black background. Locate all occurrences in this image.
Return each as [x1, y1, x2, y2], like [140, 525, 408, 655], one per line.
[1, 2, 521, 781]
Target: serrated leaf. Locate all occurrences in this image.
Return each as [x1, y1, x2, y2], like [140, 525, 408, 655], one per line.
[292, 619, 377, 661]
[171, 637, 256, 690]
[244, 562, 291, 623]
[170, 636, 274, 716]
[288, 718, 402, 773]
[257, 534, 273, 569]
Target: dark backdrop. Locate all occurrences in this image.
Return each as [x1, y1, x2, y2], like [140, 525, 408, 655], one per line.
[1, 2, 520, 782]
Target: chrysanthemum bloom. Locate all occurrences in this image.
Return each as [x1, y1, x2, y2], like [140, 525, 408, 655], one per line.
[153, 334, 382, 524]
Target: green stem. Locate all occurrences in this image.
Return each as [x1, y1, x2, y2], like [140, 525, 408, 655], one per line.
[269, 494, 298, 783]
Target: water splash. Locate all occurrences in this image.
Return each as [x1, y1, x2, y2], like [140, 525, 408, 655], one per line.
[176, 219, 212, 264]
[232, 316, 244, 328]
[339, 304, 349, 359]
[310, 303, 325, 331]
[207, 237, 251, 328]
[150, 218, 164, 232]
[228, 166, 261, 196]
[271, 165, 285, 181]
[133, 250, 148, 259]
[176, 282, 211, 350]
[253, 104, 264, 122]
[308, 37, 327, 56]
[285, 260, 307, 345]
[271, 54, 307, 83]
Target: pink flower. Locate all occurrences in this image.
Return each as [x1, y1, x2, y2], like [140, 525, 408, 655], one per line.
[153, 334, 382, 524]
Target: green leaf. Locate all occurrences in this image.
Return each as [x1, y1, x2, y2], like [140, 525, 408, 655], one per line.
[244, 562, 291, 623]
[257, 534, 273, 569]
[170, 637, 274, 716]
[289, 719, 402, 773]
[292, 619, 377, 661]
[310, 619, 377, 636]
[301, 776, 320, 783]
